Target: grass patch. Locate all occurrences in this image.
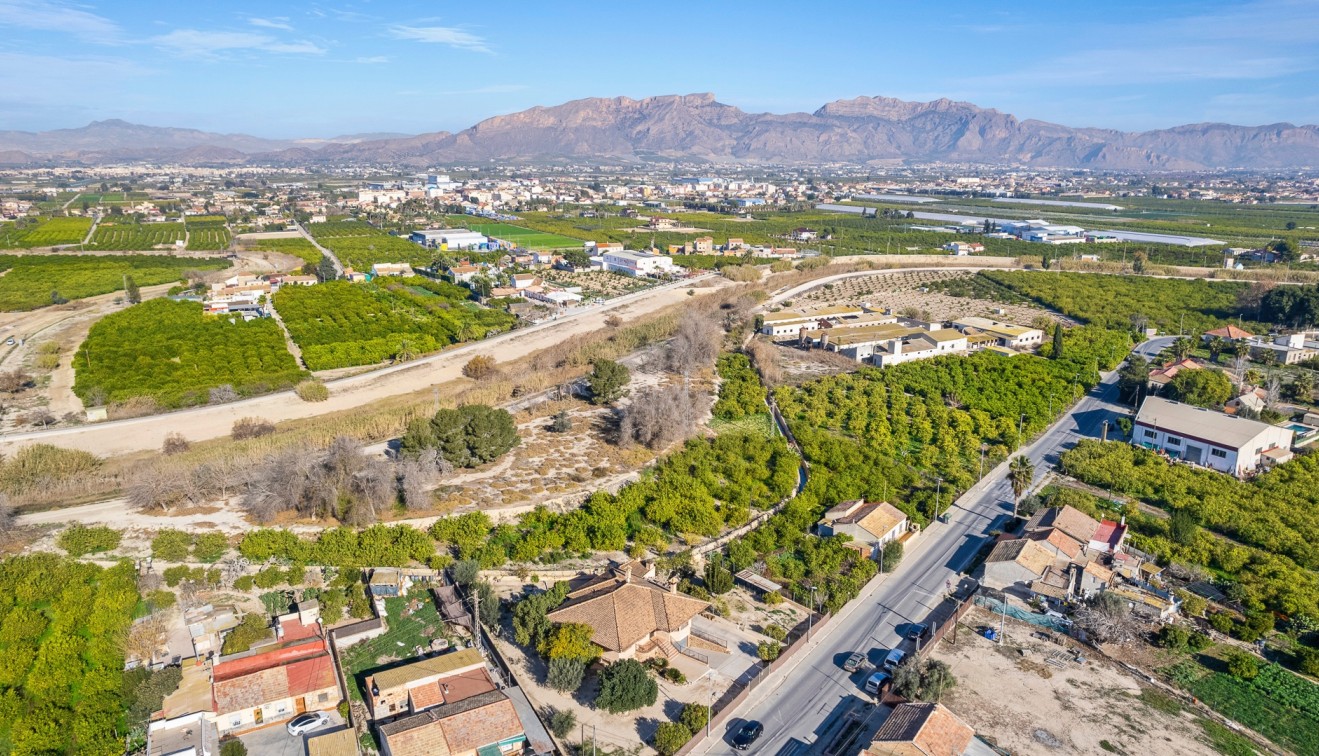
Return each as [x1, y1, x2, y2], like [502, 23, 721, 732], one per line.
[1139, 688, 1184, 716]
[337, 589, 461, 703]
[1186, 669, 1319, 755]
[1198, 719, 1259, 756]
[709, 413, 776, 439]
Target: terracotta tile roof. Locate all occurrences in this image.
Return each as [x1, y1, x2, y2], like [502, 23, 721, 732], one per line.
[985, 538, 1055, 578]
[1205, 325, 1254, 339]
[408, 683, 444, 712]
[407, 668, 498, 712]
[546, 579, 709, 653]
[213, 651, 338, 714]
[1092, 520, 1126, 550]
[1033, 505, 1100, 545]
[1029, 528, 1083, 559]
[379, 690, 524, 756]
[856, 502, 908, 540]
[867, 703, 975, 756]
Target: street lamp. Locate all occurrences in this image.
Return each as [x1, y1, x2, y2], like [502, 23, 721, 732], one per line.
[934, 477, 943, 522]
[979, 443, 988, 481]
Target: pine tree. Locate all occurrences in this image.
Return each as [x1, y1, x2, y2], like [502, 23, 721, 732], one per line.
[1052, 323, 1064, 359]
[125, 276, 141, 304]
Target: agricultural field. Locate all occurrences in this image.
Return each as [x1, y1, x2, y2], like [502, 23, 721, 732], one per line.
[980, 270, 1258, 334]
[541, 268, 653, 299]
[460, 220, 583, 249]
[0, 216, 94, 249]
[87, 221, 186, 251]
[790, 269, 1058, 326]
[0, 254, 228, 311]
[306, 220, 428, 269]
[1166, 656, 1319, 755]
[183, 216, 232, 250]
[236, 236, 321, 265]
[275, 277, 515, 370]
[73, 298, 307, 408]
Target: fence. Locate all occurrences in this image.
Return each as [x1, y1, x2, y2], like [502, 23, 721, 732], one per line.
[974, 593, 1074, 633]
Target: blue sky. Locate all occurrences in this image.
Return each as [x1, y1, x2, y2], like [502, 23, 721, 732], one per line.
[2, 0, 1318, 137]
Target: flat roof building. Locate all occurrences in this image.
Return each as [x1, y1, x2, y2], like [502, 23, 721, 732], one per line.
[1133, 396, 1293, 477]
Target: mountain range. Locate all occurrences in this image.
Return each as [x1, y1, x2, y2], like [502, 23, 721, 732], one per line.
[4, 94, 1319, 170]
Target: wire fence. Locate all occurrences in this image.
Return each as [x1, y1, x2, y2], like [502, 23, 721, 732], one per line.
[974, 593, 1074, 633]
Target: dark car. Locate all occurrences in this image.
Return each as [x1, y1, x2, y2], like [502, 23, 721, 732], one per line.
[907, 623, 930, 642]
[732, 721, 764, 750]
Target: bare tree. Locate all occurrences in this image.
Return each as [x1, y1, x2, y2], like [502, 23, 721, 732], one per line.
[209, 384, 239, 404]
[242, 438, 394, 524]
[124, 612, 170, 666]
[618, 384, 699, 450]
[1230, 354, 1250, 393]
[397, 454, 440, 510]
[0, 493, 13, 538]
[162, 432, 190, 455]
[744, 339, 783, 387]
[661, 313, 722, 376]
[1265, 374, 1282, 408]
[1075, 592, 1144, 645]
[0, 370, 32, 393]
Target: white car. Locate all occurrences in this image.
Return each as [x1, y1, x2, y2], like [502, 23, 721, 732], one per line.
[285, 711, 331, 736]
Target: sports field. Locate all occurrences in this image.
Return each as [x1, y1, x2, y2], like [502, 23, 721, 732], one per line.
[463, 221, 583, 250]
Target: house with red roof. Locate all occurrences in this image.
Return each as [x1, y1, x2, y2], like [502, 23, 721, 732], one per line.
[1202, 325, 1254, 342]
[211, 604, 342, 735]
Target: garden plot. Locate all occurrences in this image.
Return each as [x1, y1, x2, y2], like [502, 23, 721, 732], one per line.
[790, 270, 1060, 325]
[541, 268, 655, 300]
[932, 606, 1240, 756]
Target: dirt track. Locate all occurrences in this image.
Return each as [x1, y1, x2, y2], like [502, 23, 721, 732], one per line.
[0, 275, 723, 457]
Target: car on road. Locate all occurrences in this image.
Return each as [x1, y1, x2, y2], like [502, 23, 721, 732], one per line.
[864, 671, 892, 695]
[732, 721, 764, 750]
[285, 712, 330, 736]
[906, 623, 930, 642]
[843, 652, 869, 673]
[883, 648, 906, 671]
[4, 337, 13, 346]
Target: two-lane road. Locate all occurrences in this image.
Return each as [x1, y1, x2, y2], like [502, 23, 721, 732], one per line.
[703, 336, 1173, 754]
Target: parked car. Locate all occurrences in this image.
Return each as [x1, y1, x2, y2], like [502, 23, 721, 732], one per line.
[864, 671, 892, 695]
[4, 337, 13, 346]
[285, 712, 330, 736]
[732, 721, 764, 750]
[907, 623, 930, 642]
[883, 648, 907, 671]
[843, 652, 869, 673]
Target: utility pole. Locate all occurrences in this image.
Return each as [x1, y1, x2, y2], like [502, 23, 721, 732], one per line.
[934, 477, 943, 522]
[471, 590, 483, 655]
[979, 443, 987, 482]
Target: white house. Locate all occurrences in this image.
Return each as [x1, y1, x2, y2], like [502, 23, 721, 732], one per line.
[370, 263, 412, 278]
[601, 249, 677, 277]
[410, 229, 488, 250]
[816, 500, 908, 559]
[1133, 396, 1294, 477]
[760, 306, 867, 337]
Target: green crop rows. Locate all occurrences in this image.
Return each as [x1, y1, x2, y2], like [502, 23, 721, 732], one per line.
[239, 236, 321, 265]
[74, 299, 306, 407]
[0, 217, 94, 249]
[306, 220, 427, 269]
[0, 254, 228, 311]
[87, 222, 186, 251]
[275, 277, 515, 370]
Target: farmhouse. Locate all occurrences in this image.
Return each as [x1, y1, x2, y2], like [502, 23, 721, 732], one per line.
[369, 263, 412, 278]
[864, 702, 976, 756]
[377, 690, 527, 756]
[364, 648, 497, 721]
[816, 499, 909, 559]
[1133, 396, 1294, 476]
[601, 249, 678, 277]
[410, 229, 488, 250]
[760, 305, 867, 337]
[545, 563, 709, 661]
[951, 317, 1044, 350]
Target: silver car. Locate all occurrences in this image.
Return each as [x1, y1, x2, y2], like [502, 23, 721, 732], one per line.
[285, 711, 331, 736]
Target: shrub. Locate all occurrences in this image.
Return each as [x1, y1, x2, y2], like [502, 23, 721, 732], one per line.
[295, 380, 330, 402]
[653, 722, 693, 756]
[221, 613, 271, 655]
[220, 738, 248, 756]
[1209, 611, 1235, 634]
[161, 432, 190, 455]
[1226, 650, 1260, 680]
[548, 708, 577, 739]
[231, 417, 275, 440]
[151, 529, 193, 561]
[162, 565, 193, 587]
[57, 524, 121, 556]
[146, 589, 176, 610]
[463, 355, 497, 379]
[1175, 589, 1208, 618]
[763, 624, 787, 642]
[547, 657, 586, 692]
[679, 702, 709, 733]
[549, 411, 572, 433]
[594, 659, 658, 714]
[757, 640, 782, 661]
[233, 575, 255, 591]
[253, 565, 287, 589]
[663, 667, 686, 684]
[193, 532, 230, 563]
[763, 591, 783, 606]
[881, 540, 904, 572]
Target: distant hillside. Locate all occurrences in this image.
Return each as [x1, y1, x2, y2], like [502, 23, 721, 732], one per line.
[6, 96, 1319, 169]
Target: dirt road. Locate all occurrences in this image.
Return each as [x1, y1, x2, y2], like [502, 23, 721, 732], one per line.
[0, 275, 723, 457]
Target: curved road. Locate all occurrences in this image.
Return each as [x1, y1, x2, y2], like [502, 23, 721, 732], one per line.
[702, 336, 1173, 754]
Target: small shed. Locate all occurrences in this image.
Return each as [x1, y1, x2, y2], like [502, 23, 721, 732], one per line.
[735, 570, 783, 598]
[369, 568, 403, 597]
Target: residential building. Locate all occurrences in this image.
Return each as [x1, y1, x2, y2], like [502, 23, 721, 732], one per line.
[410, 229, 488, 250]
[941, 241, 984, 255]
[978, 538, 1057, 596]
[863, 703, 976, 756]
[792, 227, 818, 241]
[809, 323, 968, 366]
[1133, 396, 1294, 476]
[146, 712, 219, 756]
[446, 264, 481, 284]
[601, 249, 678, 277]
[370, 263, 412, 278]
[1202, 325, 1254, 343]
[690, 236, 714, 254]
[1025, 505, 1126, 556]
[306, 729, 360, 756]
[184, 604, 239, 659]
[364, 648, 496, 721]
[816, 499, 909, 559]
[211, 607, 341, 735]
[951, 317, 1044, 350]
[1147, 358, 1200, 392]
[545, 563, 709, 661]
[377, 690, 526, 756]
[1247, 332, 1318, 365]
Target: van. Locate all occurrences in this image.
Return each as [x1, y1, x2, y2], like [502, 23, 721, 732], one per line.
[864, 671, 891, 695]
[882, 648, 906, 671]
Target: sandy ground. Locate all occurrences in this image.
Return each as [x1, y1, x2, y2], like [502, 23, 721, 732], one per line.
[789, 269, 1060, 325]
[932, 607, 1222, 756]
[0, 274, 724, 457]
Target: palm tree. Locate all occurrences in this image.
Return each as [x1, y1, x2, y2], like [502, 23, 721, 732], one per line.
[1008, 455, 1035, 518]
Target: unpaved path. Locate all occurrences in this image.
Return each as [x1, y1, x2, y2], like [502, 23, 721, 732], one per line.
[0, 275, 723, 457]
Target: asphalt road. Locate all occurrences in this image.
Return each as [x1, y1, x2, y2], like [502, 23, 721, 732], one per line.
[702, 336, 1174, 754]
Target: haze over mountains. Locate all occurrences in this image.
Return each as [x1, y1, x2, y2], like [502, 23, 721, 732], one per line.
[5, 94, 1319, 170]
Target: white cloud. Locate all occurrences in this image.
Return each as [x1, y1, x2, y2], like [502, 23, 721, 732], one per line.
[151, 29, 327, 59]
[0, 51, 151, 126]
[248, 17, 294, 31]
[355, 55, 390, 64]
[389, 24, 490, 53]
[0, 0, 121, 43]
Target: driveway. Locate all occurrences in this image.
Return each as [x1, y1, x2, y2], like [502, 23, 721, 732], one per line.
[237, 711, 347, 756]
